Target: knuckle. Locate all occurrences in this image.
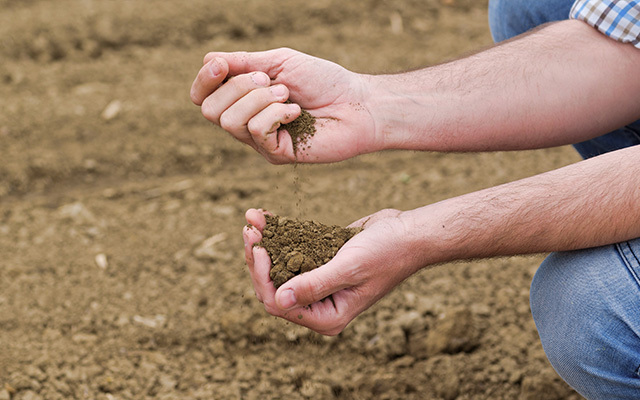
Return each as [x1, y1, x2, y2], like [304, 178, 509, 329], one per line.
[342, 263, 364, 284]
[223, 75, 244, 92]
[219, 112, 239, 132]
[277, 47, 296, 56]
[253, 71, 270, 86]
[246, 118, 264, 136]
[379, 208, 401, 218]
[189, 88, 200, 105]
[200, 100, 218, 123]
[302, 278, 327, 304]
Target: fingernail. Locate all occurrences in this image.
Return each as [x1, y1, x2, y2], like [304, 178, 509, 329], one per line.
[278, 289, 297, 310]
[209, 59, 222, 76]
[270, 84, 287, 98]
[251, 72, 270, 86]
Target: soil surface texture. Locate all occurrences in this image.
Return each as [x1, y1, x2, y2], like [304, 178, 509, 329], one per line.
[282, 104, 317, 154]
[0, 0, 585, 399]
[259, 214, 360, 288]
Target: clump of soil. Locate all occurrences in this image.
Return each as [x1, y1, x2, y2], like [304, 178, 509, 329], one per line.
[281, 104, 316, 154]
[258, 214, 361, 287]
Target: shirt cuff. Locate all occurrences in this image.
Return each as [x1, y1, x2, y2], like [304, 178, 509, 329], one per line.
[570, 0, 640, 49]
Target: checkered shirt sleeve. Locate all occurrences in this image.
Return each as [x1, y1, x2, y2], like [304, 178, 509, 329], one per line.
[570, 0, 640, 48]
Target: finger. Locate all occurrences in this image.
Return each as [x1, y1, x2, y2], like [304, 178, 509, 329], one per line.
[243, 209, 273, 303]
[201, 71, 271, 126]
[242, 225, 263, 301]
[242, 223, 262, 267]
[275, 250, 363, 311]
[190, 57, 230, 106]
[204, 48, 295, 78]
[220, 84, 291, 142]
[243, 208, 266, 286]
[252, 245, 276, 305]
[277, 289, 356, 336]
[247, 101, 300, 153]
[245, 208, 267, 230]
[254, 135, 297, 165]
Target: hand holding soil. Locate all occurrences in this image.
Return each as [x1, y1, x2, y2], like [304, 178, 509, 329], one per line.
[257, 213, 361, 288]
[242, 208, 423, 336]
[191, 48, 381, 164]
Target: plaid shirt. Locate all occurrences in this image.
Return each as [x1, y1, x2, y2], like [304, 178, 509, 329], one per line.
[570, 0, 640, 48]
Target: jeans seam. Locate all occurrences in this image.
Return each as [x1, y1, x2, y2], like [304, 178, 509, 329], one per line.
[626, 243, 640, 381]
[617, 242, 640, 289]
[626, 126, 640, 142]
[627, 241, 640, 265]
[616, 242, 640, 380]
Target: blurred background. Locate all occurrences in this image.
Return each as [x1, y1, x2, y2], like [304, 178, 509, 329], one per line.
[0, 1, 583, 399]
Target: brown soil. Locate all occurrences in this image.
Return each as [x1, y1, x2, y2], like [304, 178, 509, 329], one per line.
[0, 1, 585, 399]
[259, 214, 360, 287]
[282, 103, 317, 155]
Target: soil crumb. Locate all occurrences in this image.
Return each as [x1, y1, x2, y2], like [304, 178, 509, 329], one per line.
[258, 214, 361, 288]
[281, 103, 316, 154]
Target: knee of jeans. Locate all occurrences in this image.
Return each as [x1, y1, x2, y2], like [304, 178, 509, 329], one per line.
[530, 252, 600, 378]
[488, 0, 531, 42]
[531, 247, 640, 397]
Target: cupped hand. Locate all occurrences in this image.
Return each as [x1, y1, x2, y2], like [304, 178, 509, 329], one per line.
[191, 48, 380, 164]
[242, 208, 424, 335]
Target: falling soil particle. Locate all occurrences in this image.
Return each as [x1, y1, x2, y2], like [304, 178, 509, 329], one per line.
[281, 103, 316, 154]
[258, 214, 361, 288]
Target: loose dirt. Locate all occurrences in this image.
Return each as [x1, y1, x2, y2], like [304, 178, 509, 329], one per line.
[282, 105, 317, 155]
[258, 214, 360, 287]
[0, 0, 585, 399]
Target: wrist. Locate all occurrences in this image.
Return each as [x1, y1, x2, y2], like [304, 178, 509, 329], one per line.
[355, 73, 391, 153]
[362, 73, 441, 152]
[393, 208, 443, 272]
[398, 200, 471, 269]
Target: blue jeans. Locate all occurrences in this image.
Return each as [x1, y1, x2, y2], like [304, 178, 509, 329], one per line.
[489, 1, 640, 398]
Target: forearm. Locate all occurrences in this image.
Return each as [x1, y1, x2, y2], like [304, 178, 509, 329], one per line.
[401, 144, 640, 267]
[366, 19, 640, 152]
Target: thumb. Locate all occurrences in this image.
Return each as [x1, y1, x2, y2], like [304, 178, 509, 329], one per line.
[274, 251, 361, 310]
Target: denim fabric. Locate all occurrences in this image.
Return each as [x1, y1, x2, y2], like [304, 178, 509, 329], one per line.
[572, 121, 640, 159]
[531, 243, 640, 399]
[489, 1, 640, 398]
[488, 0, 575, 42]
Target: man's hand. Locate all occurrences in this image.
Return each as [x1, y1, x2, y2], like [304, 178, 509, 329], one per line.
[192, 22, 640, 162]
[190, 48, 380, 164]
[242, 208, 423, 335]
